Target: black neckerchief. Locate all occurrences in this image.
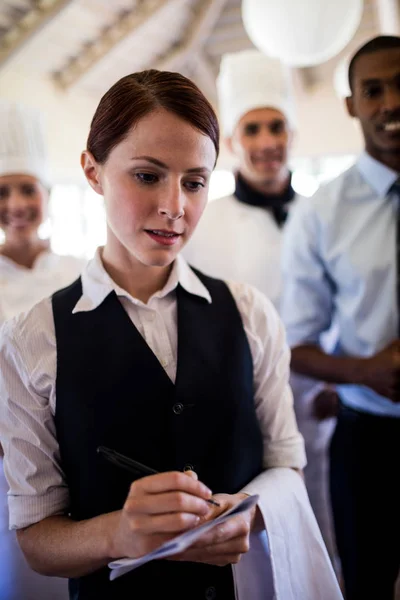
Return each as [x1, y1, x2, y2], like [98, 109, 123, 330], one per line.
[234, 172, 296, 227]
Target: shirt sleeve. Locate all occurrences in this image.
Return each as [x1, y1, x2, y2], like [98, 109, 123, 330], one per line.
[0, 303, 70, 530]
[280, 196, 335, 348]
[227, 281, 306, 470]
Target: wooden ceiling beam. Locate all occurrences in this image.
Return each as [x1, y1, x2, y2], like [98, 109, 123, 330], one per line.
[153, 0, 228, 73]
[0, 0, 73, 68]
[52, 0, 173, 90]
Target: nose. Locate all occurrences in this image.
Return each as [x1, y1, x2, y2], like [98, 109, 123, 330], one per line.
[382, 85, 400, 112]
[255, 127, 278, 150]
[7, 187, 27, 211]
[158, 181, 185, 220]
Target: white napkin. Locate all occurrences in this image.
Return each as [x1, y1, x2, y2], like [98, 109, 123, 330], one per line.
[237, 468, 343, 600]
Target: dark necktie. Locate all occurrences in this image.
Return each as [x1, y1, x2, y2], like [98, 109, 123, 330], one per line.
[392, 178, 400, 336]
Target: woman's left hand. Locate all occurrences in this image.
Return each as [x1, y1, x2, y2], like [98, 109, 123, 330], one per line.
[171, 492, 257, 566]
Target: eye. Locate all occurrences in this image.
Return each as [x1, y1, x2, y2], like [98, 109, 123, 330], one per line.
[269, 120, 286, 135]
[243, 123, 260, 136]
[0, 186, 10, 200]
[20, 184, 37, 196]
[184, 181, 205, 192]
[362, 84, 382, 99]
[135, 172, 159, 185]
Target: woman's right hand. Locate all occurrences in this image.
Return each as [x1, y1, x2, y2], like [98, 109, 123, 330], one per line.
[108, 472, 212, 559]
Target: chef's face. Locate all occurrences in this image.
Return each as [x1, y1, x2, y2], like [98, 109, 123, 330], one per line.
[0, 174, 47, 244]
[346, 48, 400, 165]
[228, 107, 292, 185]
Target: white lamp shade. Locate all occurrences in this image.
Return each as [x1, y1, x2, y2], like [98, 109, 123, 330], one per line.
[242, 0, 364, 67]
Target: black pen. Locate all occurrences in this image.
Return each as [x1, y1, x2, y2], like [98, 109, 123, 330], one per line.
[97, 446, 220, 507]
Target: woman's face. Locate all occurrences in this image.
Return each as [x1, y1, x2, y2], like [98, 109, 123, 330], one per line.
[82, 108, 216, 270]
[0, 174, 47, 244]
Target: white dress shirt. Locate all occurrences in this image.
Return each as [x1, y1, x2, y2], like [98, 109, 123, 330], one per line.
[0, 248, 305, 529]
[0, 250, 85, 325]
[0, 249, 343, 600]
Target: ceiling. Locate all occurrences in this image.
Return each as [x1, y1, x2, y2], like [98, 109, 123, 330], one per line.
[0, 0, 388, 103]
[0, 0, 398, 180]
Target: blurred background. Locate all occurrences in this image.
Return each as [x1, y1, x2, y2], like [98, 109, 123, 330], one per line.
[0, 0, 398, 257]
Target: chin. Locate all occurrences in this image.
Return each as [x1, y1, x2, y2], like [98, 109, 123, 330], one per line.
[141, 253, 178, 269]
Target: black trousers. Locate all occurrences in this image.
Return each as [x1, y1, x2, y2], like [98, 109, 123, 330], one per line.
[330, 404, 400, 600]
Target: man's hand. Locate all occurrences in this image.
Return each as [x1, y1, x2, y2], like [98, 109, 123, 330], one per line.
[362, 340, 400, 402]
[312, 388, 340, 420]
[172, 492, 257, 567]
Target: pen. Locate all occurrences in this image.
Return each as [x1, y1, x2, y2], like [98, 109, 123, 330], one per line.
[97, 446, 220, 507]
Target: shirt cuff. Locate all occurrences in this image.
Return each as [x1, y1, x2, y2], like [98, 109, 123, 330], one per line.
[8, 487, 70, 530]
[263, 437, 307, 471]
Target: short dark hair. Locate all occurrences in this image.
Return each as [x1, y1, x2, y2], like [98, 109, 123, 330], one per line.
[87, 70, 220, 163]
[348, 35, 400, 93]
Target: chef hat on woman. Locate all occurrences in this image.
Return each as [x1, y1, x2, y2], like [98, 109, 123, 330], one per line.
[0, 100, 50, 186]
[217, 49, 296, 137]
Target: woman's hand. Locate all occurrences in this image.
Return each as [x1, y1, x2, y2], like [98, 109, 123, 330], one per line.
[108, 472, 212, 560]
[172, 492, 258, 567]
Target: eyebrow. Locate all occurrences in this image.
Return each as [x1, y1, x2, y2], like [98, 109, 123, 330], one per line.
[130, 155, 211, 174]
[244, 117, 286, 126]
[361, 74, 400, 85]
[361, 78, 382, 85]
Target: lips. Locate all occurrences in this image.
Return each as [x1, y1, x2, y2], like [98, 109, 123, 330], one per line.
[144, 229, 182, 247]
[383, 121, 400, 132]
[0, 208, 39, 227]
[145, 229, 181, 238]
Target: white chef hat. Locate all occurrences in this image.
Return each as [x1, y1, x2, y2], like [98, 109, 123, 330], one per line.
[217, 49, 296, 137]
[333, 53, 352, 99]
[0, 100, 50, 186]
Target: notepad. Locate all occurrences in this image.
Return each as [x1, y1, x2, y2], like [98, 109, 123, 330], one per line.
[108, 493, 259, 581]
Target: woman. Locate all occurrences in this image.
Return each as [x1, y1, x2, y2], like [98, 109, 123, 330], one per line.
[0, 101, 84, 325]
[0, 103, 83, 599]
[0, 71, 341, 600]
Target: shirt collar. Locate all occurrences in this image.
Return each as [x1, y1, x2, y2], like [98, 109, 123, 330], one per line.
[356, 151, 399, 197]
[72, 248, 211, 314]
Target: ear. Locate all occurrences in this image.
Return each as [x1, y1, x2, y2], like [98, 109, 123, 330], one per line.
[225, 136, 234, 154]
[81, 150, 104, 195]
[345, 96, 356, 118]
[287, 127, 295, 149]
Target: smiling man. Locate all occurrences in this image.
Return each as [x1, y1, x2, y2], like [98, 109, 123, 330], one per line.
[184, 49, 297, 307]
[281, 36, 400, 600]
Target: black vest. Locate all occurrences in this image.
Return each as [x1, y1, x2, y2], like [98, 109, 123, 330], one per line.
[52, 270, 263, 600]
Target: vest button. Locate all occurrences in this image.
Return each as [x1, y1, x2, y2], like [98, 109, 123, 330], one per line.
[172, 402, 184, 415]
[205, 586, 217, 600]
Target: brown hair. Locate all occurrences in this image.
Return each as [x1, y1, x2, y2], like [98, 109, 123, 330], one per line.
[87, 70, 219, 163]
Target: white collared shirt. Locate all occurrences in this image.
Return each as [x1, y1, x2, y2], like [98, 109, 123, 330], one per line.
[0, 249, 305, 530]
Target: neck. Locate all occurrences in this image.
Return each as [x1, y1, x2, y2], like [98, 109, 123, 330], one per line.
[101, 246, 172, 304]
[240, 170, 291, 196]
[366, 146, 400, 173]
[0, 237, 48, 269]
